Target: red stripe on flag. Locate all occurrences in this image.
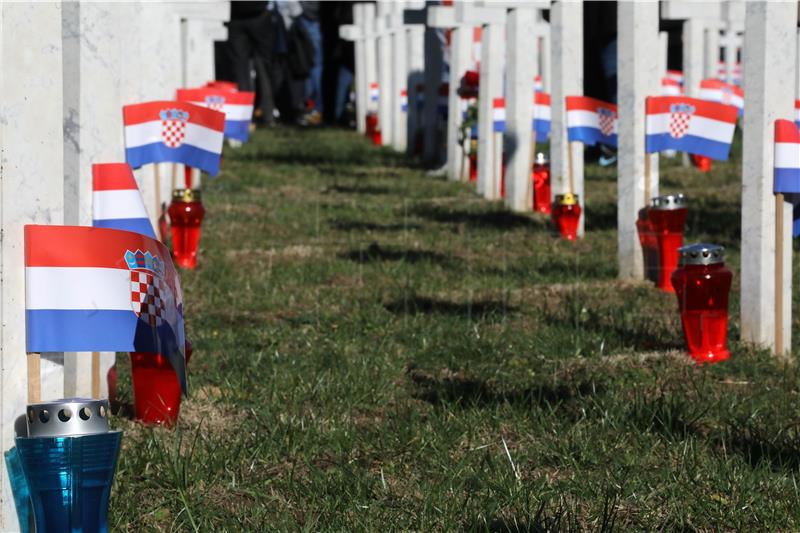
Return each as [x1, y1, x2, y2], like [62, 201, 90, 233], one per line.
[25, 225, 176, 281]
[700, 78, 743, 97]
[645, 96, 737, 123]
[775, 119, 800, 143]
[535, 92, 550, 105]
[795, 100, 800, 110]
[176, 88, 255, 106]
[565, 96, 617, 113]
[122, 100, 225, 131]
[92, 163, 138, 191]
[493, 97, 505, 108]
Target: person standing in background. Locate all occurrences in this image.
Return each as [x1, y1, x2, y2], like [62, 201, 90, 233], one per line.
[227, 1, 276, 125]
[297, 1, 323, 125]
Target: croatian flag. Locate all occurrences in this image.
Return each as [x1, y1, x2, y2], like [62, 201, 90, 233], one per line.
[645, 96, 738, 160]
[661, 77, 684, 96]
[534, 75, 543, 92]
[666, 70, 684, 85]
[369, 82, 379, 103]
[438, 83, 449, 117]
[795, 100, 800, 128]
[400, 89, 408, 113]
[25, 225, 187, 392]
[699, 79, 743, 116]
[773, 119, 800, 236]
[205, 80, 238, 92]
[176, 88, 255, 142]
[92, 163, 156, 239]
[123, 101, 225, 175]
[532, 91, 551, 139]
[565, 96, 618, 148]
[493, 97, 505, 132]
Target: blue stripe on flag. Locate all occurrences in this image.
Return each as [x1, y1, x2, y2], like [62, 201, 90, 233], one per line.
[126, 143, 221, 175]
[533, 119, 550, 139]
[493, 120, 505, 133]
[567, 126, 618, 148]
[645, 133, 732, 161]
[224, 120, 250, 142]
[93, 218, 157, 240]
[774, 168, 800, 194]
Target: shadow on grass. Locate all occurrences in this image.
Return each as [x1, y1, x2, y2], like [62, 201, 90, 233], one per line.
[323, 184, 395, 196]
[330, 220, 422, 232]
[628, 392, 708, 441]
[341, 243, 452, 265]
[408, 368, 605, 411]
[411, 204, 546, 231]
[718, 420, 800, 471]
[385, 296, 513, 321]
[685, 197, 741, 243]
[584, 200, 617, 232]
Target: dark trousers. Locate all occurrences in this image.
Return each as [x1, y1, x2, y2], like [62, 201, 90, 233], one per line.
[227, 11, 275, 121]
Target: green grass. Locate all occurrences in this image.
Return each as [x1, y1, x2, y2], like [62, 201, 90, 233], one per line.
[109, 126, 800, 531]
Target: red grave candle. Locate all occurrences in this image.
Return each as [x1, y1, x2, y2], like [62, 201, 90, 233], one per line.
[168, 188, 205, 269]
[532, 153, 551, 214]
[671, 243, 732, 364]
[649, 194, 688, 292]
[129, 352, 182, 426]
[551, 193, 581, 241]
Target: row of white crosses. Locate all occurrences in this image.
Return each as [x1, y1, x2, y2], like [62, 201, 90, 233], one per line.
[0, 2, 227, 527]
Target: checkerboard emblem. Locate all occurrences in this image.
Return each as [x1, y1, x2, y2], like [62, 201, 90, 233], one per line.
[669, 103, 695, 139]
[204, 95, 226, 112]
[124, 249, 170, 327]
[598, 107, 616, 136]
[159, 108, 190, 148]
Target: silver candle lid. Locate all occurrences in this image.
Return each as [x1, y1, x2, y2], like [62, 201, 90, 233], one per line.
[678, 243, 725, 266]
[26, 398, 110, 437]
[651, 193, 687, 210]
[534, 152, 548, 165]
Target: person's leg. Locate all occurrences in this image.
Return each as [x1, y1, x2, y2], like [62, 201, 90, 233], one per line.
[227, 20, 254, 91]
[334, 65, 354, 123]
[299, 17, 323, 113]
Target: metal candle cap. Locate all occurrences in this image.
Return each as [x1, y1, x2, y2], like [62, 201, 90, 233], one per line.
[678, 243, 725, 266]
[172, 188, 201, 202]
[651, 193, 687, 210]
[555, 193, 579, 206]
[26, 398, 110, 437]
[534, 152, 549, 165]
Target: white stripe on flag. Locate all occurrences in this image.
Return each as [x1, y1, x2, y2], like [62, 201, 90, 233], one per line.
[93, 190, 151, 220]
[534, 104, 551, 121]
[566, 110, 599, 129]
[645, 113, 735, 143]
[124, 121, 224, 153]
[26, 267, 132, 310]
[188, 101, 253, 122]
[775, 142, 800, 168]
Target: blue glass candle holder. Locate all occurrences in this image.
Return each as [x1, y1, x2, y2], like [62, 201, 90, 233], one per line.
[15, 398, 122, 533]
[4, 446, 32, 533]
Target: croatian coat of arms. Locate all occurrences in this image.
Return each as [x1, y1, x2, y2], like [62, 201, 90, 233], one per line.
[669, 103, 695, 139]
[204, 95, 226, 112]
[597, 107, 616, 137]
[160, 108, 190, 148]
[125, 249, 172, 328]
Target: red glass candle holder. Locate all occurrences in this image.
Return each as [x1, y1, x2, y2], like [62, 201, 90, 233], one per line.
[129, 352, 181, 426]
[552, 193, 581, 241]
[468, 139, 478, 183]
[691, 154, 712, 173]
[671, 243, 732, 364]
[532, 153, 551, 214]
[168, 188, 205, 269]
[366, 112, 381, 146]
[636, 209, 659, 284]
[649, 194, 688, 293]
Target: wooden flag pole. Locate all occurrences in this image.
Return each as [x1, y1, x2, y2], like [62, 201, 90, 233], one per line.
[27, 352, 41, 403]
[91, 352, 101, 398]
[775, 193, 784, 357]
[644, 153, 651, 205]
[566, 141, 575, 195]
[153, 163, 162, 219]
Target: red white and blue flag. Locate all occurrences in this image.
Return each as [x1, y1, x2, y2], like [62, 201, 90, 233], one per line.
[661, 77, 684, 96]
[773, 119, 800, 236]
[492, 97, 505, 132]
[699, 79, 743, 116]
[369, 82, 379, 103]
[795, 100, 800, 128]
[92, 163, 156, 239]
[176, 88, 255, 143]
[566, 96, 617, 148]
[204, 80, 238, 92]
[400, 89, 408, 113]
[25, 225, 187, 392]
[532, 91, 551, 139]
[534, 75, 543, 92]
[665, 70, 684, 85]
[645, 96, 737, 160]
[123, 100, 225, 175]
